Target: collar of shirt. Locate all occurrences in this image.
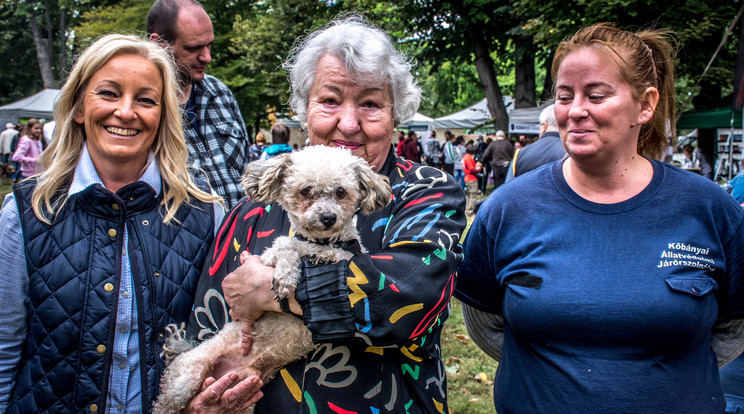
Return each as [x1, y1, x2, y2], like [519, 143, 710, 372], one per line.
[68, 144, 162, 198]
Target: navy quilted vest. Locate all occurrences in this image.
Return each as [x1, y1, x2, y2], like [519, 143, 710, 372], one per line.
[9, 179, 215, 413]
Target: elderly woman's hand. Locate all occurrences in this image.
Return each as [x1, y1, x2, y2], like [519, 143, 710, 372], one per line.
[183, 373, 264, 413]
[222, 251, 281, 354]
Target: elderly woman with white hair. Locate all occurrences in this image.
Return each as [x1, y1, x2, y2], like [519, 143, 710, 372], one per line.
[182, 14, 466, 414]
[0, 34, 231, 413]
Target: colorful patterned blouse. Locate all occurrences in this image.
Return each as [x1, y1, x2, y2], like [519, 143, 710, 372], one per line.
[186, 147, 467, 413]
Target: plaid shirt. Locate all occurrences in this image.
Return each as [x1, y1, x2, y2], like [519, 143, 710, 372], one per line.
[184, 75, 248, 209]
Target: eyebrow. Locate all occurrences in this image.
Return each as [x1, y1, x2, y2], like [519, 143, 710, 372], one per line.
[318, 83, 385, 94]
[94, 80, 160, 94]
[556, 81, 612, 90]
[183, 40, 213, 49]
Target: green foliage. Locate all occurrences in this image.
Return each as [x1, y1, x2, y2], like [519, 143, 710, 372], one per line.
[516, 0, 740, 110]
[3, 0, 740, 129]
[417, 61, 483, 117]
[73, 0, 151, 45]
[0, 4, 44, 104]
[219, 0, 409, 133]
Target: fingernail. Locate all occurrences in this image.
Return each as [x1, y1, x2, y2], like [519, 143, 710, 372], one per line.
[230, 372, 239, 381]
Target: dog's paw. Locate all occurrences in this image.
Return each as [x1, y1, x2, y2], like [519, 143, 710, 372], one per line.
[162, 323, 195, 364]
[272, 278, 296, 301]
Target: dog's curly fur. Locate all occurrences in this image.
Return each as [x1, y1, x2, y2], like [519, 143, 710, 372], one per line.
[153, 146, 392, 413]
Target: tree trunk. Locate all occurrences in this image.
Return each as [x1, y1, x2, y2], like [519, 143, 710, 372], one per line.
[43, 0, 53, 62]
[540, 53, 555, 103]
[58, 8, 68, 82]
[466, 23, 508, 132]
[514, 37, 536, 108]
[29, 14, 56, 89]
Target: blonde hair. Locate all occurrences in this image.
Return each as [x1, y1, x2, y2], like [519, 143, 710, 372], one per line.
[255, 131, 266, 144]
[33, 33, 221, 224]
[552, 23, 677, 160]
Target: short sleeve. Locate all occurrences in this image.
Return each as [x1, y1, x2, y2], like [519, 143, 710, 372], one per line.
[454, 212, 503, 313]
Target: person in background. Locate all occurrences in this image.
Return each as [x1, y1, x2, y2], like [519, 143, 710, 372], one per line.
[455, 22, 744, 414]
[462, 144, 481, 217]
[42, 120, 55, 147]
[474, 135, 489, 193]
[183, 15, 466, 413]
[426, 130, 442, 169]
[148, 0, 249, 208]
[260, 122, 293, 160]
[683, 143, 713, 179]
[395, 130, 405, 157]
[11, 118, 43, 181]
[505, 103, 566, 182]
[480, 129, 513, 191]
[248, 131, 267, 162]
[722, 169, 744, 414]
[0, 34, 235, 414]
[400, 130, 420, 162]
[0, 123, 18, 164]
[452, 135, 466, 188]
[442, 130, 456, 175]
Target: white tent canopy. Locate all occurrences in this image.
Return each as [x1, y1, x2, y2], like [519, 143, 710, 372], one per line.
[433, 97, 514, 130]
[508, 101, 553, 134]
[399, 112, 434, 131]
[0, 89, 60, 126]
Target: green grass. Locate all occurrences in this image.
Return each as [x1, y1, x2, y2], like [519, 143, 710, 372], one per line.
[0, 181, 11, 201]
[442, 298, 499, 413]
[441, 184, 499, 413]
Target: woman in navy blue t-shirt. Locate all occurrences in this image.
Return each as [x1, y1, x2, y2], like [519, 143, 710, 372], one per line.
[456, 23, 744, 414]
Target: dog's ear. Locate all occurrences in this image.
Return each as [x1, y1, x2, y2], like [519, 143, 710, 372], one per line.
[240, 154, 293, 203]
[355, 164, 392, 214]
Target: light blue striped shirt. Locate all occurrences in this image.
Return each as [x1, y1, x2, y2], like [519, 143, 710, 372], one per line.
[0, 145, 224, 413]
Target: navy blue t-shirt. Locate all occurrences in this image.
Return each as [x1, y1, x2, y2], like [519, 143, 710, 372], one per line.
[456, 158, 744, 414]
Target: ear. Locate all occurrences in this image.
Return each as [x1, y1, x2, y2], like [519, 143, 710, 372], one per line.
[240, 154, 293, 203]
[637, 86, 659, 125]
[149, 33, 166, 47]
[355, 164, 392, 214]
[74, 110, 84, 125]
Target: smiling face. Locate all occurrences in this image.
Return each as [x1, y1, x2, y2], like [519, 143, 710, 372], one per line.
[305, 53, 395, 171]
[74, 54, 163, 172]
[554, 47, 656, 165]
[170, 5, 213, 83]
[28, 123, 42, 139]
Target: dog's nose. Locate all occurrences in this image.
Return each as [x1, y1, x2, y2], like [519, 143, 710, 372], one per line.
[320, 213, 336, 228]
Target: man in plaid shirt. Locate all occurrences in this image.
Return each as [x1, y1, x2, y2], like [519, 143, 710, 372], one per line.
[148, 0, 248, 208]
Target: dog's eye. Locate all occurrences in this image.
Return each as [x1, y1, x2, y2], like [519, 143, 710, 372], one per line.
[335, 188, 347, 199]
[300, 186, 312, 198]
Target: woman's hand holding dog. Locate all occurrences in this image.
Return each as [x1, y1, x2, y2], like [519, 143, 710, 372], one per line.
[182, 372, 264, 413]
[222, 251, 302, 355]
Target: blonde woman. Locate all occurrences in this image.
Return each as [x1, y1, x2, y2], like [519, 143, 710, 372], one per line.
[0, 34, 233, 413]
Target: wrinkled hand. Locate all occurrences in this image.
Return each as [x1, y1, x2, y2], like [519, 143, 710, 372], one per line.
[222, 251, 280, 355]
[183, 373, 263, 413]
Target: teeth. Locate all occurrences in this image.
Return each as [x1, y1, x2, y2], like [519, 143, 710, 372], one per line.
[106, 126, 138, 136]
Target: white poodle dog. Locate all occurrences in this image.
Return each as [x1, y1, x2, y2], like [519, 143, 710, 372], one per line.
[153, 145, 392, 413]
